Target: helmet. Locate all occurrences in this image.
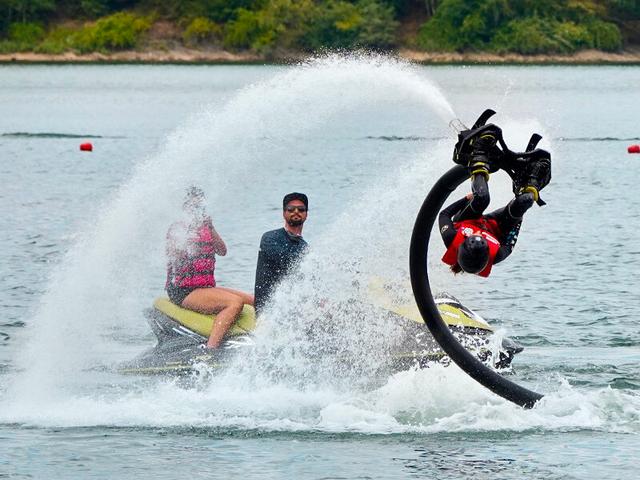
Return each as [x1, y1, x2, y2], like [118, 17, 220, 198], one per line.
[457, 235, 489, 274]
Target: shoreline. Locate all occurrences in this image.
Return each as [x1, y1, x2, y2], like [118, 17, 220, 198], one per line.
[2, 47, 640, 65]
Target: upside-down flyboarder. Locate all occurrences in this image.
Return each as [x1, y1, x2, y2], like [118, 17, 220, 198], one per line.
[440, 109, 552, 276]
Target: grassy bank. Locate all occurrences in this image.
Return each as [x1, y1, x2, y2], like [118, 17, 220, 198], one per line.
[3, 47, 640, 65]
[2, 1, 640, 65]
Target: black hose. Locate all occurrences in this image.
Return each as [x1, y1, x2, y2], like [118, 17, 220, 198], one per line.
[409, 165, 543, 409]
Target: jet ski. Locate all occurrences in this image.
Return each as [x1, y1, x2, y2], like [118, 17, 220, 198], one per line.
[119, 289, 523, 375]
[366, 278, 523, 371]
[118, 297, 256, 375]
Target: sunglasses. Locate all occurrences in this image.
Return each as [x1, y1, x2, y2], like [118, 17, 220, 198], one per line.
[285, 206, 307, 213]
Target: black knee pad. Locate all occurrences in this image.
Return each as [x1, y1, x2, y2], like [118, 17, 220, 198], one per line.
[470, 176, 490, 213]
[510, 192, 534, 218]
[471, 188, 490, 213]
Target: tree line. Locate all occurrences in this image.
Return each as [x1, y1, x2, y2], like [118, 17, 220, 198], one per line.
[1, 0, 639, 55]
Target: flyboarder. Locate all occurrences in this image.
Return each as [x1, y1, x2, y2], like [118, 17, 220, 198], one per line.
[440, 110, 551, 276]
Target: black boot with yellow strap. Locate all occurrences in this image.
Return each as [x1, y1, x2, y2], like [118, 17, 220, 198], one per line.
[452, 109, 552, 206]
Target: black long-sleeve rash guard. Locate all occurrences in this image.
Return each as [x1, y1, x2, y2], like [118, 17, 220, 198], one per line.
[254, 227, 308, 313]
[438, 197, 521, 265]
[439, 197, 470, 247]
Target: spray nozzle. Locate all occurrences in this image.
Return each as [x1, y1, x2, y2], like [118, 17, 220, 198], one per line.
[448, 118, 468, 136]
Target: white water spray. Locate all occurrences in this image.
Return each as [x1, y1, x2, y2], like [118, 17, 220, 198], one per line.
[6, 53, 455, 403]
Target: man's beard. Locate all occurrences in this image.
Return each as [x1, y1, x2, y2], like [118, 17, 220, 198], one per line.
[287, 218, 304, 227]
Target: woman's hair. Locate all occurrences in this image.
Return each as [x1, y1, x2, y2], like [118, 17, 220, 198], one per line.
[184, 185, 204, 201]
[450, 263, 463, 274]
[183, 186, 205, 210]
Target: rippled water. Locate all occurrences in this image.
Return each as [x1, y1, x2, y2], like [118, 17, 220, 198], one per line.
[1, 58, 639, 479]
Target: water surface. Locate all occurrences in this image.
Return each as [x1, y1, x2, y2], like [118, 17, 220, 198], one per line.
[1, 59, 639, 479]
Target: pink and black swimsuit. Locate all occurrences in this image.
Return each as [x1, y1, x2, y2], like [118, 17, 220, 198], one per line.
[166, 218, 217, 305]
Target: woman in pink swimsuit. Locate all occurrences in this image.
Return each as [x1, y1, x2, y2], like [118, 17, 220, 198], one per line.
[166, 187, 253, 349]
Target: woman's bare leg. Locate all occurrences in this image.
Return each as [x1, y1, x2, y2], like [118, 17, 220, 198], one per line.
[181, 288, 244, 348]
[215, 286, 254, 306]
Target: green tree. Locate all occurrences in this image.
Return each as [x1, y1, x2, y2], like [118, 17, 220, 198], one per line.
[300, 0, 362, 50]
[354, 0, 399, 48]
[168, 0, 258, 23]
[607, 0, 640, 17]
[73, 11, 153, 52]
[417, 0, 483, 50]
[418, 0, 622, 53]
[224, 0, 313, 53]
[301, 0, 398, 50]
[182, 16, 222, 45]
[0, 0, 56, 36]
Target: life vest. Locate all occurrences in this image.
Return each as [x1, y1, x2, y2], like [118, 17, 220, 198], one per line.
[166, 219, 216, 289]
[442, 218, 501, 277]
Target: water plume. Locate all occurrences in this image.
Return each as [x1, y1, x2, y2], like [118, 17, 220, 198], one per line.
[5, 53, 456, 407]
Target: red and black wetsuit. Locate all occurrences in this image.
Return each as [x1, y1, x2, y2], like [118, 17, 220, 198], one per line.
[439, 175, 534, 274]
[441, 217, 502, 277]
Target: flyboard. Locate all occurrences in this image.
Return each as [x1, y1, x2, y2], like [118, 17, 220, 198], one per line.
[409, 109, 547, 409]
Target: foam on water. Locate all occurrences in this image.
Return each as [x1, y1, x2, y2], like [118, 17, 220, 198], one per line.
[1, 54, 638, 435]
[3, 362, 639, 435]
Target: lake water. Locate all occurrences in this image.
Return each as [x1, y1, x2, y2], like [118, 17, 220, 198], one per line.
[1, 56, 639, 479]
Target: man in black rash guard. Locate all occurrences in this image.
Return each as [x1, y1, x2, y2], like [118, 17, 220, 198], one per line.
[254, 192, 309, 313]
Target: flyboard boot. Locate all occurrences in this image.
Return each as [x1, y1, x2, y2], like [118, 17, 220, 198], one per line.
[451, 109, 507, 179]
[451, 109, 552, 205]
[503, 133, 552, 206]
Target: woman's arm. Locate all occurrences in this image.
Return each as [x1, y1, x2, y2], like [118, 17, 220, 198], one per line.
[205, 217, 227, 256]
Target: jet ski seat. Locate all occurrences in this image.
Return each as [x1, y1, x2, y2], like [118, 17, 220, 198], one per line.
[153, 297, 256, 338]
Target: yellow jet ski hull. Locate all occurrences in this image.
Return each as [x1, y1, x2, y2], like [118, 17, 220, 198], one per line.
[119, 294, 521, 375]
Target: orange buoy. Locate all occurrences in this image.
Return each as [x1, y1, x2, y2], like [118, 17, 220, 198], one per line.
[80, 142, 93, 152]
[628, 145, 640, 154]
